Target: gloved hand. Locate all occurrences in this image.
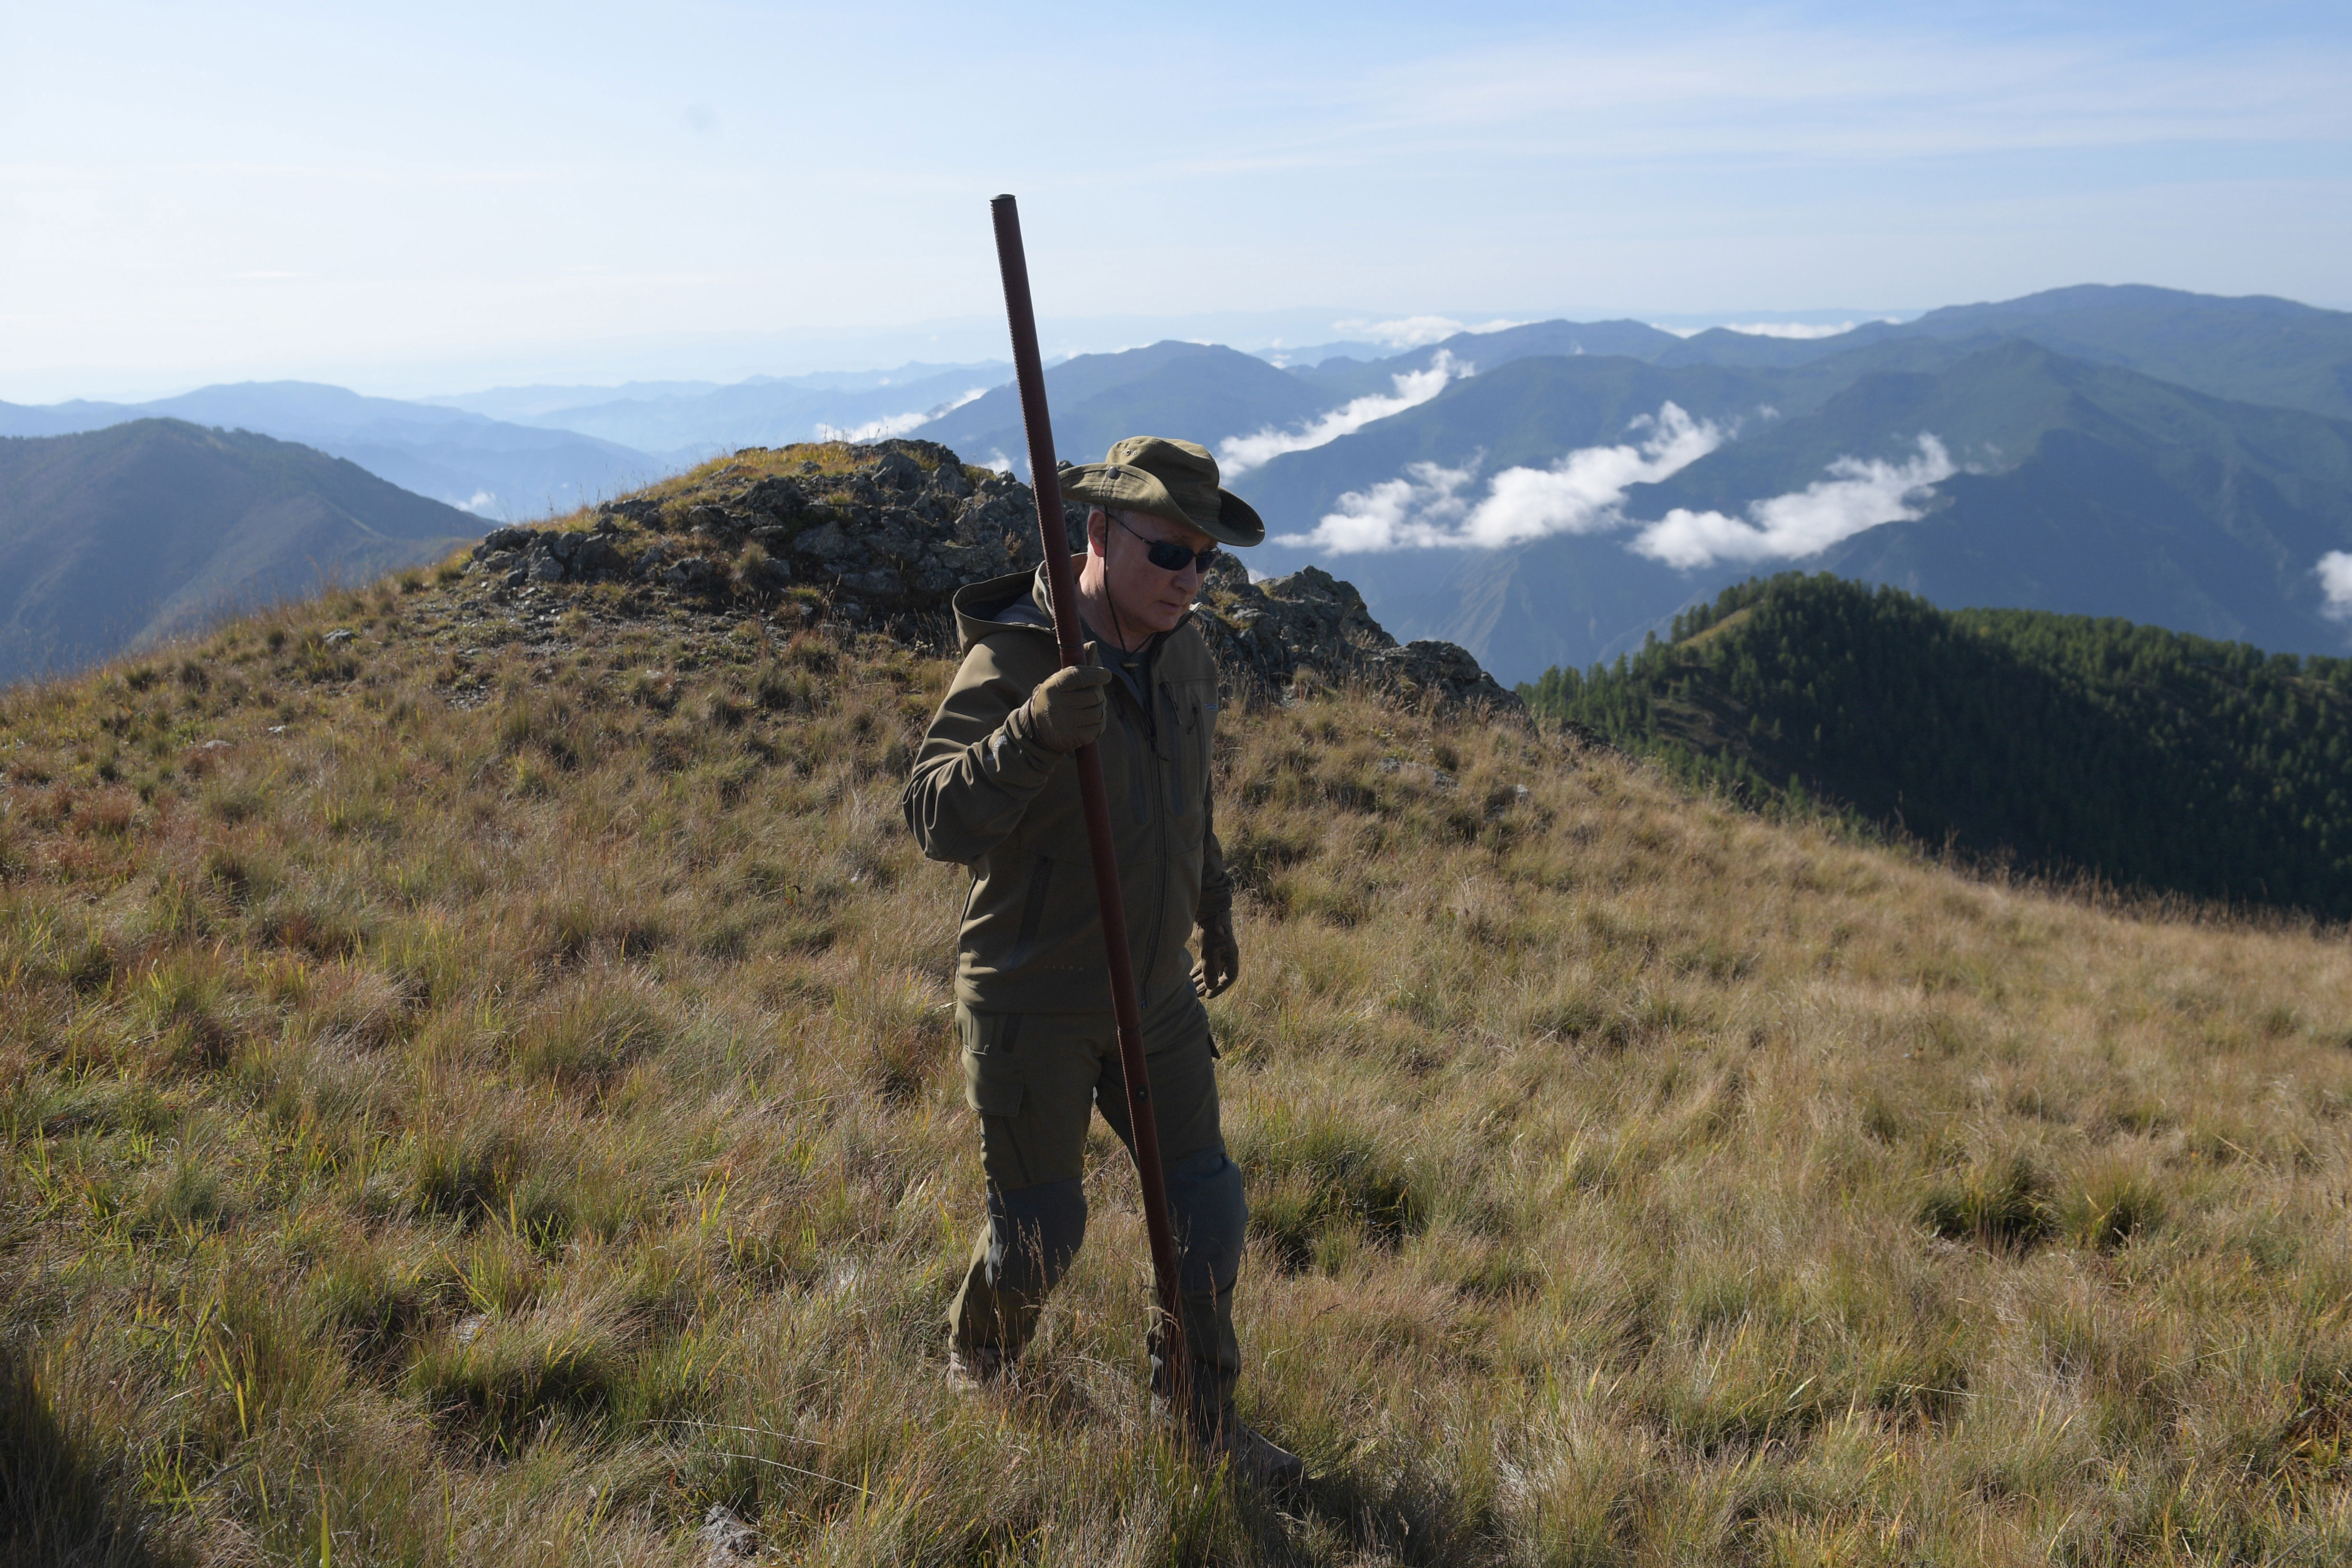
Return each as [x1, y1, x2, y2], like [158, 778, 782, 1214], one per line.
[1193, 909, 1239, 998]
[1011, 664, 1113, 754]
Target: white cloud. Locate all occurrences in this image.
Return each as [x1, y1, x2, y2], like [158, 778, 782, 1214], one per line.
[457, 489, 497, 514]
[1274, 401, 1723, 553]
[1331, 316, 1525, 348]
[1651, 319, 1902, 340]
[1278, 461, 1482, 553]
[1219, 351, 1467, 476]
[1630, 436, 1955, 569]
[1458, 404, 1725, 547]
[814, 385, 985, 443]
[2318, 551, 2352, 620]
[1719, 321, 1859, 340]
[1274, 410, 1959, 568]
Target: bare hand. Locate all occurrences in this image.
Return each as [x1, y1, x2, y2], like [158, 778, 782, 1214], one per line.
[1193, 911, 1240, 998]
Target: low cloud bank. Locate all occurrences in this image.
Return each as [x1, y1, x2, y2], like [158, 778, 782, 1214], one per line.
[815, 386, 986, 444]
[2319, 551, 2352, 620]
[1276, 402, 1722, 553]
[1654, 319, 1902, 341]
[1331, 315, 1524, 349]
[1219, 352, 1466, 476]
[1630, 437, 1956, 569]
[1276, 403, 1955, 568]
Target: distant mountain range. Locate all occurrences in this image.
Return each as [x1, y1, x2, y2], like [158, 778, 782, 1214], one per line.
[924, 342, 1333, 472]
[0, 384, 659, 522]
[0, 366, 1019, 524]
[1242, 336, 2352, 681]
[426, 363, 1009, 454]
[1228, 286, 2352, 680]
[9, 284, 2351, 689]
[0, 420, 473, 684]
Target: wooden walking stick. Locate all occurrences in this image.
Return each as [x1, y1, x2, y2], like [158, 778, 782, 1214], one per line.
[989, 193, 1190, 1403]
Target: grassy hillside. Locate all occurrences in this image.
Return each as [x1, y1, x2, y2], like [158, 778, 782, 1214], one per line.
[1523, 573, 2352, 918]
[0, 420, 476, 685]
[7, 451, 2352, 1564]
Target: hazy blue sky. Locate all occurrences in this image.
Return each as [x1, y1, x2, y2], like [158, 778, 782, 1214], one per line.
[4, 0, 2347, 399]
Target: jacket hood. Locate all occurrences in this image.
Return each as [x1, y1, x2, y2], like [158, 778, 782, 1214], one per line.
[949, 565, 1194, 655]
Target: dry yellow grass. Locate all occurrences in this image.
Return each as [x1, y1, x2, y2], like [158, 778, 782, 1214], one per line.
[3, 537, 2350, 1565]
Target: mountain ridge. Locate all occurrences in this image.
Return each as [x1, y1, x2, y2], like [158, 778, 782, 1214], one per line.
[0, 419, 474, 684]
[1524, 571, 2352, 917]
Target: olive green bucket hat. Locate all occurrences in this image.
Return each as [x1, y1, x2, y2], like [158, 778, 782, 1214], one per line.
[1058, 435, 1266, 548]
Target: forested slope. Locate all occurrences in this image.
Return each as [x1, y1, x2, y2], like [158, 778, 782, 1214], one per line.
[1523, 573, 2352, 917]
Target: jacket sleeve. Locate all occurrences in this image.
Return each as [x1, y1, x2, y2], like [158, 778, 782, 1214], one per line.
[1197, 791, 1233, 924]
[901, 639, 1062, 865]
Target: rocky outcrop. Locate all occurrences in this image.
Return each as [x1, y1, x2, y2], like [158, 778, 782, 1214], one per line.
[461, 437, 1518, 713]
[1192, 561, 1521, 712]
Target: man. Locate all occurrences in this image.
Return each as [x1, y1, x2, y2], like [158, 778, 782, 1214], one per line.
[900, 435, 1302, 1485]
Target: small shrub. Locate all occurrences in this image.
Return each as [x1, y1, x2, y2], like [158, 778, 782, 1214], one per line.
[306, 1243, 433, 1368]
[409, 1117, 528, 1223]
[753, 662, 822, 713]
[204, 778, 268, 825]
[787, 633, 836, 674]
[509, 978, 670, 1097]
[1236, 1101, 1423, 1271]
[2069, 1166, 2167, 1250]
[139, 1158, 237, 1237]
[407, 1312, 621, 1454]
[1919, 1151, 2055, 1250]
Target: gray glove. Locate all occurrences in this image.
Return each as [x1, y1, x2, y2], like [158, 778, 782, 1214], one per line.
[1009, 664, 1113, 754]
[1193, 909, 1239, 999]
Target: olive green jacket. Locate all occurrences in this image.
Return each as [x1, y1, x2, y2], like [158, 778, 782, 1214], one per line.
[901, 568, 1232, 1013]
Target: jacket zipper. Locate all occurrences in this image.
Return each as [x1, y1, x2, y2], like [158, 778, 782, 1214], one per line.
[1141, 673, 1168, 1004]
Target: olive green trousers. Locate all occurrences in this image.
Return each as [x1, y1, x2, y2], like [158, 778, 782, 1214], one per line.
[949, 987, 1246, 1427]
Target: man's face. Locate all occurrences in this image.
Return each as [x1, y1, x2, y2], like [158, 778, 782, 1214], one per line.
[1088, 507, 1216, 637]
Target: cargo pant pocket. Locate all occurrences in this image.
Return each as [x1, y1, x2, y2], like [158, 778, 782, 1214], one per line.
[960, 1009, 1026, 1117]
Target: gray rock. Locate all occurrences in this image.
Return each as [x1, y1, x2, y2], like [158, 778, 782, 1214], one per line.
[323, 628, 356, 646]
[699, 1503, 758, 1564]
[598, 497, 663, 527]
[528, 555, 566, 583]
[793, 521, 852, 561]
[574, 537, 621, 578]
[663, 557, 723, 594]
[867, 450, 924, 493]
[839, 567, 905, 600]
[472, 526, 534, 558]
[742, 477, 806, 519]
[1195, 562, 1521, 714]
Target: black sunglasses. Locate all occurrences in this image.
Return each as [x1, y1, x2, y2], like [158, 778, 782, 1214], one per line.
[1110, 510, 1219, 573]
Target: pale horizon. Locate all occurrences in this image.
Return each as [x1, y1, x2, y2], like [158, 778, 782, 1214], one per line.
[7, 1, 2348, 404]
